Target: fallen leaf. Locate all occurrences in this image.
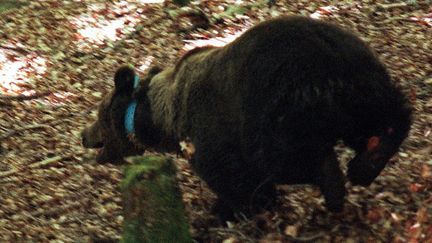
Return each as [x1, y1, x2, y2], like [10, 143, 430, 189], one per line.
[223, 237, 239, 243]
[416, 207, 428, 224]
[179, 139, 195, 160]
[409, 183, 426, 192]
[284, 225, 299, 237]
[366, 208, 382, 223]
[421, 165, 431, 180]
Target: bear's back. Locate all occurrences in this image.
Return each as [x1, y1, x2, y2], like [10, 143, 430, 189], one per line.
[176, 16, 403, 153]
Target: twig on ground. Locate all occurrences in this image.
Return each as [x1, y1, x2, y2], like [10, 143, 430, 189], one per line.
[376, 2, 409, 11]
[209, 227, 254, 242]
[0, 92, 51, 101]
[0, 155, 63, 179]
[281, 224, 341, 242]
[28, 155, 63, 169]
[284, 231, 327, 242]
[380, 16, 415, 24]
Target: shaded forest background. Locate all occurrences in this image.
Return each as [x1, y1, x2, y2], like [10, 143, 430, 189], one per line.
[0, 0, 431, 242]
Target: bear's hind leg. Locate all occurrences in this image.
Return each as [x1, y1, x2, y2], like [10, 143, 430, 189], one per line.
[316, 149, 346, 212]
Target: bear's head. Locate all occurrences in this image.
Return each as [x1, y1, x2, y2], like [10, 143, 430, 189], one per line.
[346, 98, 412, 187]
[81, 66, 162, 163]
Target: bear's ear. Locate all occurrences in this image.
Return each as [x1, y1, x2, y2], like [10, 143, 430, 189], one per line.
[139, 65, 162, 88]
[132, 66, 162, 101]
[114, 66, 136, 95]
[147, 66, 162, 77]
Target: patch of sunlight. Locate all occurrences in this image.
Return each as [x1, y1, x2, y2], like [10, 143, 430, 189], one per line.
[310, 6, 339, 19]
[77, 18, 127, 44]
[0, 48, 47, 96]
[137, 56, 155, 73]
[183, 28, 247, 51]
[410, 14, 432, 27]
[138, 0, 164, 3]
[70, 2, 143, 51]
[35, 91, 76, 107]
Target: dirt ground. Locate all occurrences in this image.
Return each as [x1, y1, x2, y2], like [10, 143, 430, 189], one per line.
[0, 0, 431, 242]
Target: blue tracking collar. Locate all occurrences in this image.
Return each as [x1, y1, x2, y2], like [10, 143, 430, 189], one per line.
[124, 75, 140, 135]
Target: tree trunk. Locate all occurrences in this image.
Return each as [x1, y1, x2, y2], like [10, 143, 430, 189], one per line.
[121, 155, 192, 243]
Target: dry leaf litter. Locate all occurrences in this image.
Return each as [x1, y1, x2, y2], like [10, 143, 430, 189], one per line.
[0, 0, 431, 242]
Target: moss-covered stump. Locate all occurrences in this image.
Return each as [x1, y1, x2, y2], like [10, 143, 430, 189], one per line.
[120, 155, 192, 243]
[0, 1, 28, 13]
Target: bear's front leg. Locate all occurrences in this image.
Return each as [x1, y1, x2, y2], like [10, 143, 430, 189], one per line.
[316, 150, 346, 213]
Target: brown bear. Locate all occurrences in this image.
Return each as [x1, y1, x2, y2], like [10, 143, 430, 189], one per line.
[81, 16, 412, 218]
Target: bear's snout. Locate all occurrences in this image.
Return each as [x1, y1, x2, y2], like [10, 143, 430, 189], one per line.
[81, 122, 104, 148]
[81, 133, 87, 147]
[81, 132, 94, 148]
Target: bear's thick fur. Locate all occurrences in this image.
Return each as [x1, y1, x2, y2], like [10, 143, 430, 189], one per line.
[82, 16, 411, 217]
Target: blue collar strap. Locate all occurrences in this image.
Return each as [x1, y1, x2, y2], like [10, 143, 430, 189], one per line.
[124, 100, 137, 135]
[133, 74, 140, 89]
[124, 74, 140, 135]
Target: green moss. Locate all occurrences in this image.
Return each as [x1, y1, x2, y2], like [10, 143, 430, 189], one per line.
[224, 5, 249, 16]
[120, 156, 161, 190]
[121, 155, 192, 243]
[0, 1, 28, 13]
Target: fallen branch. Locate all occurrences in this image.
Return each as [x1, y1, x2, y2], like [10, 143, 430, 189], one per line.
[0, 155, 63, 179]
[29, 155, 63, 169]
[376, 2, 409, 10]
[0, 91, 51, 101]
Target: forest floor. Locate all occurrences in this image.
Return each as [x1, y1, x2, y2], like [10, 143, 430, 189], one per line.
[0, 0, 431, 242]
